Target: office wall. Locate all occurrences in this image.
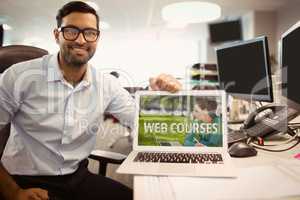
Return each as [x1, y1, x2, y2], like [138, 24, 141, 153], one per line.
[274, 1, 300, 73]
[276, 2, 300, 40]
[90, 37, 199, 87]
[203, 11, 277, 64]
[203, 38, 216, 64]
[241, 5, 300, 71]
[254, 11, 277, 57]
[241, 12, 255, 41]
[93, 1, 300, 87]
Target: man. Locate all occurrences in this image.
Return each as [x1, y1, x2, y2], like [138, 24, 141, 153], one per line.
[0, 1, 181, 200]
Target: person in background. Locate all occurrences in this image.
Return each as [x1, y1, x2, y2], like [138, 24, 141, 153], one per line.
[0, 1, 181, 200]
[184, 97, 222, 147]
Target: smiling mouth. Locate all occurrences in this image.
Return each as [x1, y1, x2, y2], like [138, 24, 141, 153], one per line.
[71, 47, 88, 54]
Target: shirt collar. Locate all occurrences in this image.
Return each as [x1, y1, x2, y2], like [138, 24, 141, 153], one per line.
[81, 65, 92, 87]
[47, 53, 63, 82]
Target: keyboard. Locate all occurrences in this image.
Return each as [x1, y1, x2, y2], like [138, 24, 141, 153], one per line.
[227, 130, 248, 145]
[133, 152, 223, 164]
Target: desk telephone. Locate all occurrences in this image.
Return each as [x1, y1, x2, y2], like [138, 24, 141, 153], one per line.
[241, 104, 298, 138]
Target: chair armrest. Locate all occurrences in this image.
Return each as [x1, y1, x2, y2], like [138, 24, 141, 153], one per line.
[89, 150, 127, 163]
[88, 150, 127, 176]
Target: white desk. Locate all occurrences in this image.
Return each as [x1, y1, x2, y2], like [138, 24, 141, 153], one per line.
[134, 137, 300, 200]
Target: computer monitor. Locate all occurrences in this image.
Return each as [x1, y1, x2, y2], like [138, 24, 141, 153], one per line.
[216, 36, 273, 102]
[208, 20, 242, 44]
[280, 21, 300, 111]
[0, 24, 3, 47]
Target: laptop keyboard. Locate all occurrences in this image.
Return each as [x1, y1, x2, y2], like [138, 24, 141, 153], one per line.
[133, 152, 223, 164]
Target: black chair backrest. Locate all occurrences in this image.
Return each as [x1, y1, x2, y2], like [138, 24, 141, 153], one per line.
[0, 45, 48, 73]
[0, 45, 48, 158]
[0, 124, 10, 159]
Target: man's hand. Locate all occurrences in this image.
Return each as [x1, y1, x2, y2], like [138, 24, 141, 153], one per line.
[149, 74, 182, 93]
[14, 188, 49, 200]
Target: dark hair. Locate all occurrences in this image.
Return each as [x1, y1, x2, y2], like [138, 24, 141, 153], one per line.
[192, 85, 219, 90]
[56, 1, 99, 29]
[195, 97, 217, 113]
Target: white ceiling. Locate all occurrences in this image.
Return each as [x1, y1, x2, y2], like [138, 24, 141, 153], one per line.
[0, 0, 299, 49]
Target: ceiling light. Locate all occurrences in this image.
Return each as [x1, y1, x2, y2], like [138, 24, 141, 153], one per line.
[162, 1, 221, 24]
[2, 24, 12, 30]
[100, 21, 110, 30]
[86, 1, 99, 11]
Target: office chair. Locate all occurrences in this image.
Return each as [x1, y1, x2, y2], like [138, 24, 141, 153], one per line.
[0, 45, 48, 155]
[88, 115, 132, 188]
[0, 45, 48, 73]
[88, 75, 144, 177]
[0, 124, 10, 159]
[89, 150, 127, 176]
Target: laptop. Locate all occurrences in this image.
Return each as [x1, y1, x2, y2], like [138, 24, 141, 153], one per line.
[117, 90, 236, 177]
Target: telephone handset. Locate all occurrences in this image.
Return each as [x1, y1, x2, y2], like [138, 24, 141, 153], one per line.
[243, 104, 284, 129]
[241, 104, 289, 138]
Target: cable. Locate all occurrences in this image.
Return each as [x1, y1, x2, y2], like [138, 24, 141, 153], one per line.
[247, 127, 300, 152]
[253, 131, 297, 147]
[249, 137, 300, 152]
[288, 123, 300, 129]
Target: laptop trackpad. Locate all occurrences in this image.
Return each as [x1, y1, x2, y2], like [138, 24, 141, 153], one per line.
[158, 164, 196, 175]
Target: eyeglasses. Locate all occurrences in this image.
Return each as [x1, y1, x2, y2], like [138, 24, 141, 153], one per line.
[58, 26, 100, 42]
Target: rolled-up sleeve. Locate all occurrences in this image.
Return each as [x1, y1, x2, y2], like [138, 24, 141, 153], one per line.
[0, 67, 20, 130]
[106, 87, 136, 131]
[104, 76, 136, 133]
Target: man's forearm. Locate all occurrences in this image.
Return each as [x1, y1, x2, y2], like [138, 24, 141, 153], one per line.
[0, 163, 20, 200]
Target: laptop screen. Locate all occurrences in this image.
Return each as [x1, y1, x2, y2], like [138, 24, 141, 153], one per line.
[138, 94, 223, 147]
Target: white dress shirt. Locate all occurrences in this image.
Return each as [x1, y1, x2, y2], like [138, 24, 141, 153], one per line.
[0, 53, 135, 175]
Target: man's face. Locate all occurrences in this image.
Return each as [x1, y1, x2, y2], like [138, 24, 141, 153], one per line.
[54, 12, 99, 67]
